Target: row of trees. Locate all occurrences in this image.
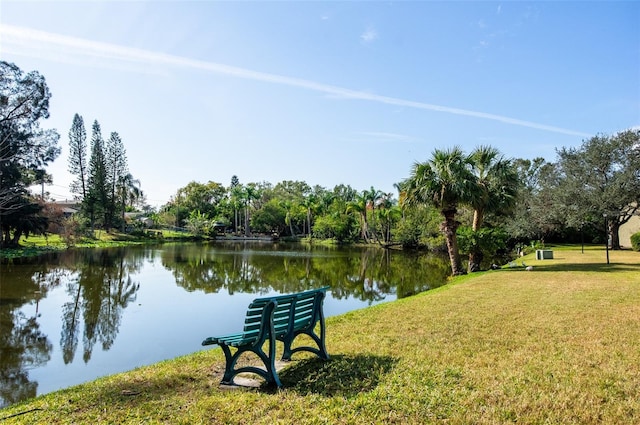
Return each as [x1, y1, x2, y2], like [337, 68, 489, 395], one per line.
[158, 130, 639, 275]
[159, 178, 382, 243]
[67, 114, 143, 231]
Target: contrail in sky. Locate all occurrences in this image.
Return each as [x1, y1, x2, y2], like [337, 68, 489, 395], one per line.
[1, 25, 591, 137]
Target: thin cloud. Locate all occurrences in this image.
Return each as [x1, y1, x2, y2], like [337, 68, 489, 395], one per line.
[360, 26, 378, 43]
[1, 25, 591, 137]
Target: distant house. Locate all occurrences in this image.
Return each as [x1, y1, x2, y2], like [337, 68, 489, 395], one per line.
[124, 212, 154, 228]
[620, 213, 640, 248]
[49, 200, 80, 218]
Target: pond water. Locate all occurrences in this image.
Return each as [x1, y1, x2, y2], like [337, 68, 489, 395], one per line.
[0, 242, 450, 407]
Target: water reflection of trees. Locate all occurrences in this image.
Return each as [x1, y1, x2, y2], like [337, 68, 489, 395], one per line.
[0, 257, 60, 408]
[161, 243, 450, 304]
[0, 311, 51, 408]
[0, 247, 144, 407]
[59, 248, 143, 363]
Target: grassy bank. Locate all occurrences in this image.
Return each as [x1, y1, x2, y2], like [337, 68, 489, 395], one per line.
[0, 230, 196, 260]
[1, 247, 638, 424]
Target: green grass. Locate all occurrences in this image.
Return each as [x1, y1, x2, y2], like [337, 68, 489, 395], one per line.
[1, 247, 639, 424]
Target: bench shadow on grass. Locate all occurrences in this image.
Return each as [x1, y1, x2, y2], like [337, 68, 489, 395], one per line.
[276, 354, 398, 398]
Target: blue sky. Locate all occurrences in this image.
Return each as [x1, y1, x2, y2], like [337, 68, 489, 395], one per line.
[2, 1, 638, 207]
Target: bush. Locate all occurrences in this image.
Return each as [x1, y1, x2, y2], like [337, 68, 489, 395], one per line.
[631, 232, 640, 251]
[60, 215, 93, 247]
[457, 226, 508, 258]
[393, 207, 441, 248]
[313, 213, 358, 243]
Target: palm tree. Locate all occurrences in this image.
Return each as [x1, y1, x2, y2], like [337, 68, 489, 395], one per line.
[315, 190, 335, 217]
[117, 173, 141, 231]
[242, 184, 260, 237]
[229, 185, 243, 235]
[365, 186, 384, 242]
[393, 182, 407, 220]
[300, 194, 317, 238]
[346, 193, 369, 242]
[401, 147, 476, 276]
[467, 146, 519, 271]
[280, 199, 297, 237]
[376, 198, 401, 244]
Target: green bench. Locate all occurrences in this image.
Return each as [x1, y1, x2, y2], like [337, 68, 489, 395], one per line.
[201, 287, 330, 388]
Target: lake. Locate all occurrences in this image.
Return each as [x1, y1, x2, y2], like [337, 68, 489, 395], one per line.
[0, 242, 450, 407]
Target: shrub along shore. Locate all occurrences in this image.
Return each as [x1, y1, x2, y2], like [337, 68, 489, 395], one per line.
[1, 246, 639, 424]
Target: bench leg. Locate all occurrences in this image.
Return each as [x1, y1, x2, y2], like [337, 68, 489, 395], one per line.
[257, 338, 282, 388]
[315, 306, 329, 360]
[219, 344, 239, 385]
[281, 316, 329, 361]
[218, 340, 282, 388]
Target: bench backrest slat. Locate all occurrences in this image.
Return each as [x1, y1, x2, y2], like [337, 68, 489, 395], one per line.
[240, 287, 328, 340]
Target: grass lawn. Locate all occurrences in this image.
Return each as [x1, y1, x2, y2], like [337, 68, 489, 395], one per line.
[1, 246, 639, 424]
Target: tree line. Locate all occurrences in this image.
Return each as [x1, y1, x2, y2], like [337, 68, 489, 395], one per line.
[2, 60, 639, 273]
[67, 114, 143, 232]
[156, 125, 639, 276]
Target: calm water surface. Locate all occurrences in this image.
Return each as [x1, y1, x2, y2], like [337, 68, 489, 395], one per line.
[0, 242, 450, 407]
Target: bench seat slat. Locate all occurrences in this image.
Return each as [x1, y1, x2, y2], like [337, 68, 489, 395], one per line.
[203, 333, 258, 347]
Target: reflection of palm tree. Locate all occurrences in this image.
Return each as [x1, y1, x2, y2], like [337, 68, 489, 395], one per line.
[402, 147, 475, 276]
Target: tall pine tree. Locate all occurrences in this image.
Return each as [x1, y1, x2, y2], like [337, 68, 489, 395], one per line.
[67, 113, 88, 200]
[106, 131, 128, 227]
[85, 120, 108, 229]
